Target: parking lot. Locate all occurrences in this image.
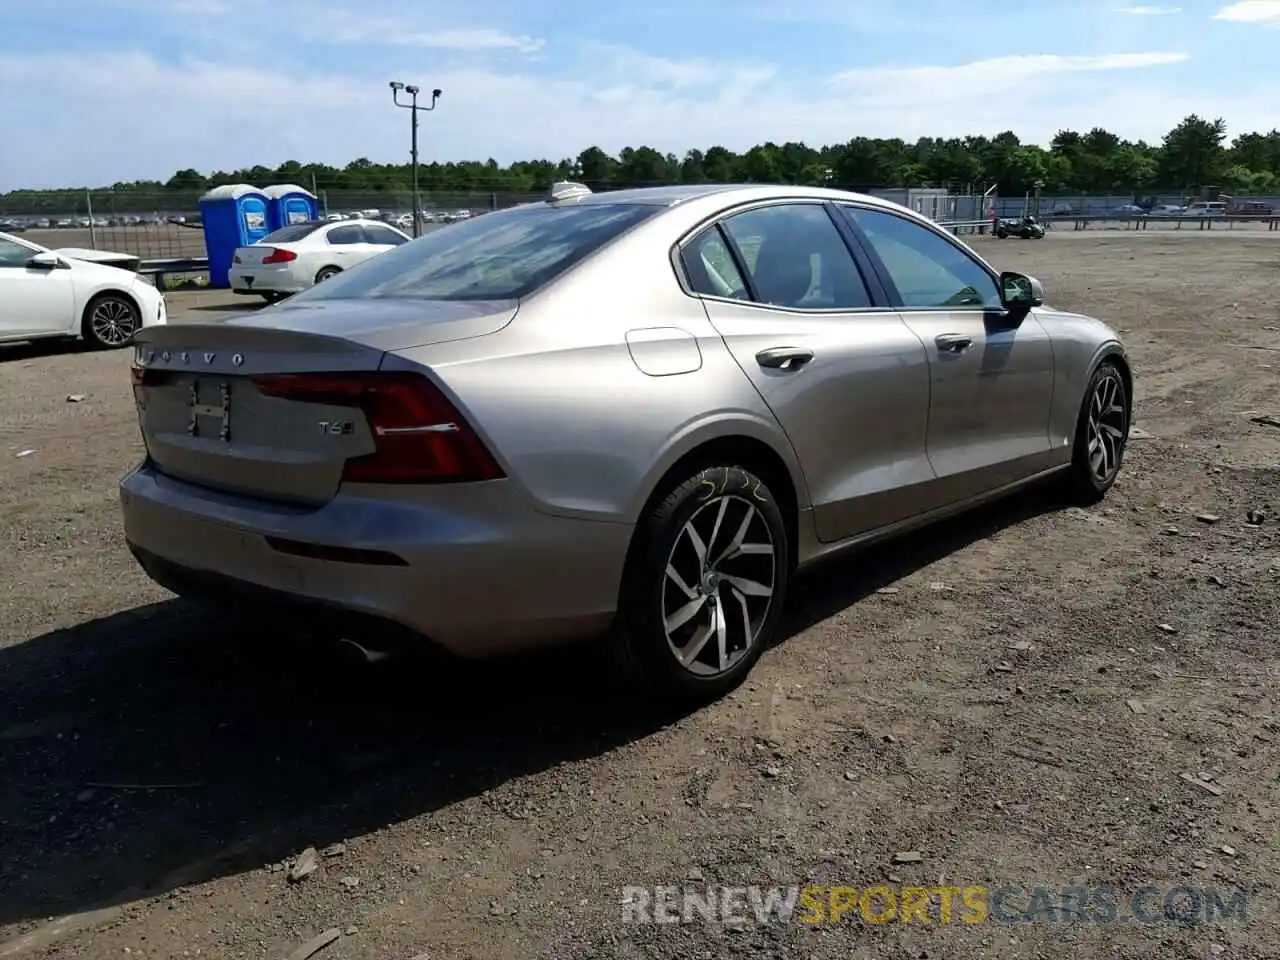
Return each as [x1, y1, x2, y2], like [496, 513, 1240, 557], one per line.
[0, 231, 1277, 959]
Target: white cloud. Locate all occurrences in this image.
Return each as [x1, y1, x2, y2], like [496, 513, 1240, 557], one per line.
[829, 53, 1190, 102]
[578, 43, 775, 90]
[314, 15, 544, 53]
[1212, 1, 1280, 21]
[1114, 5, 1182, 14]
[0, 48, 1274, 190]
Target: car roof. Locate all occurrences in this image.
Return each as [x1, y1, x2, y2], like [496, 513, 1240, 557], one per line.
[560, 182, 892, 209]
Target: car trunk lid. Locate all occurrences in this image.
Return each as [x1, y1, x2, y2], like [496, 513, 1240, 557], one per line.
[130, 299, 515, 504]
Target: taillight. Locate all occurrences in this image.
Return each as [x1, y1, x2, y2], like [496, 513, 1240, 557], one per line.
[250, 372, 504, 484]
[261, 248, 297, 264]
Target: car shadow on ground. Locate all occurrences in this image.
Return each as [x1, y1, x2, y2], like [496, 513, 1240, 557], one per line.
[0, 339, 88, 363]
[185, 301, 266, 313]
[0, 483, 1066, 930]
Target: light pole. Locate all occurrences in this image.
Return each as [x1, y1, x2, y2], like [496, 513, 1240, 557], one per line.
[389, 82, 441, 238]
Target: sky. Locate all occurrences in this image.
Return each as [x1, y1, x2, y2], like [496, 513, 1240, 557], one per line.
[1, 0, 1279, 190]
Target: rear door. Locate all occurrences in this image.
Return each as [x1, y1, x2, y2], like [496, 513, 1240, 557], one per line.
[838, 204, 1058, 505]
[687, 201, 937, 543]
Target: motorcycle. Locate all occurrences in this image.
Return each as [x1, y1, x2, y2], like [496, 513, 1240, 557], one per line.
[995, 216, 1045, 240]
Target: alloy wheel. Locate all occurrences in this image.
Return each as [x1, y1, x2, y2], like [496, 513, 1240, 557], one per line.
[1087, 370, 1127, 484]
[91, 298, 139, 346]
[661, 494, 776, 677]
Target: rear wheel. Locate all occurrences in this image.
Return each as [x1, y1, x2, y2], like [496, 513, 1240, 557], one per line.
[609, 465, 789, 702]
[1064, 361, 1129, 503]
[82, 292, 140, 349]
[314, 266, 341, 284]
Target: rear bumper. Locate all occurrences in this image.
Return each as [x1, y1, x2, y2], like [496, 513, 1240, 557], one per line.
[119, 461, 632, 657]
[228, 267, 305, 295]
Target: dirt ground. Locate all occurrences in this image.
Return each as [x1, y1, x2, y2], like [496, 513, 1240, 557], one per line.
[0, 231, 1277, 960]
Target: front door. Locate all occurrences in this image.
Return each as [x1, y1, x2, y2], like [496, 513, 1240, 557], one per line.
[0, 238, 74, 338]
[686, 201, 936, 543]
[839, 204, 1058, 505]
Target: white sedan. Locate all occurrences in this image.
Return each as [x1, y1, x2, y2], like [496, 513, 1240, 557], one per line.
[228, 219, 411, 302]
[0, 230, 167, 349]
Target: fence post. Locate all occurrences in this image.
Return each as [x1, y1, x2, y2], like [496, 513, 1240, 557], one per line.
[85, 189, 98, 249]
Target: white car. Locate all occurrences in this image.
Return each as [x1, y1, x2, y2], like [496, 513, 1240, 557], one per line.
[228, 219, 411, 302]
[0, 230, 167, 349]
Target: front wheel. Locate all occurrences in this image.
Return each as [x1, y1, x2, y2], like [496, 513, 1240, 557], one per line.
[1064, 361, 1130, 503]
[82, 293, 141, 349]
[609, 465, 790, 702]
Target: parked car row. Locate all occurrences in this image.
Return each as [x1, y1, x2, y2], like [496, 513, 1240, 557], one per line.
[0, 214, 194, 231]
[1035, 201, 1273, 218]
[321, 208, 475, 229]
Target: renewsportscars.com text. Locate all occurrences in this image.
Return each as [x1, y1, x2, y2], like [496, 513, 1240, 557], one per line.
[621, 884, 1249, 926]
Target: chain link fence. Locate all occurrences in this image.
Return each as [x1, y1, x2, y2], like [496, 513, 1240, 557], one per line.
[3, 185, 1278, 262]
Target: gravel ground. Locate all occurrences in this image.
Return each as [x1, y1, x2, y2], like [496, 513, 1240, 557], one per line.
[0, 231, 1277, 960]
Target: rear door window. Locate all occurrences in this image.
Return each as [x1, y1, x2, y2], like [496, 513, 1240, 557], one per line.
[716, 203, 874, 309]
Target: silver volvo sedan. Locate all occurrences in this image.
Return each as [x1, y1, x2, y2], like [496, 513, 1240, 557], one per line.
[121, 182, 1131, 701]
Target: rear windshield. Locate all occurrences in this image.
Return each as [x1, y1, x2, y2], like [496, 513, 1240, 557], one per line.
[292, 202, 660, 302]
[261, 222, 324, 243]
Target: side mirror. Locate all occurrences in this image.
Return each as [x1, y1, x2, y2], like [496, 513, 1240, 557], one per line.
[27, 251, 64, 270]
[1000, 271, 1044, 309]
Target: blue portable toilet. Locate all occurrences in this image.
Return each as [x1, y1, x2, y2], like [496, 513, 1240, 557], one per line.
[263, 183, 319, 232]
[198, 183, 270, 288]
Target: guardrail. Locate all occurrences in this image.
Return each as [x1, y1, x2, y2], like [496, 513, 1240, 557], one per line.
[1039, 213, 1280, 232]
[138, 256, 209, 288]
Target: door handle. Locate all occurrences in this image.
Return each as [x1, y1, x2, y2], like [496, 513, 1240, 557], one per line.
[755, 346, 814, 370]
[934, 333, 972, 353]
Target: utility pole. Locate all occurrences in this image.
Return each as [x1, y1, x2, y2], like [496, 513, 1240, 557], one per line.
[389, 82, 442, 238]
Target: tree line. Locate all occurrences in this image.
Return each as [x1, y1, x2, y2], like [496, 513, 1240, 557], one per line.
[4, 114, 1280, 214]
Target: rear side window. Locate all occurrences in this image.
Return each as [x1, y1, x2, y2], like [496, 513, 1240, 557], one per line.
[261, 222, 323, 243]
[327, 225, 365, 245]
[363, 225, 409, 246]
[682, 229, 749, 300]
[296, 202, 660, 302]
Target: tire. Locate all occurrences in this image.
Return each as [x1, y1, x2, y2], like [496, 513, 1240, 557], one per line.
[996, 230, 1008, 239]
[1063, 361, 1130, 504]
[609, 464, 790, 703]
[314, 266, 341, 284]
[82, 292, 141, 349]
